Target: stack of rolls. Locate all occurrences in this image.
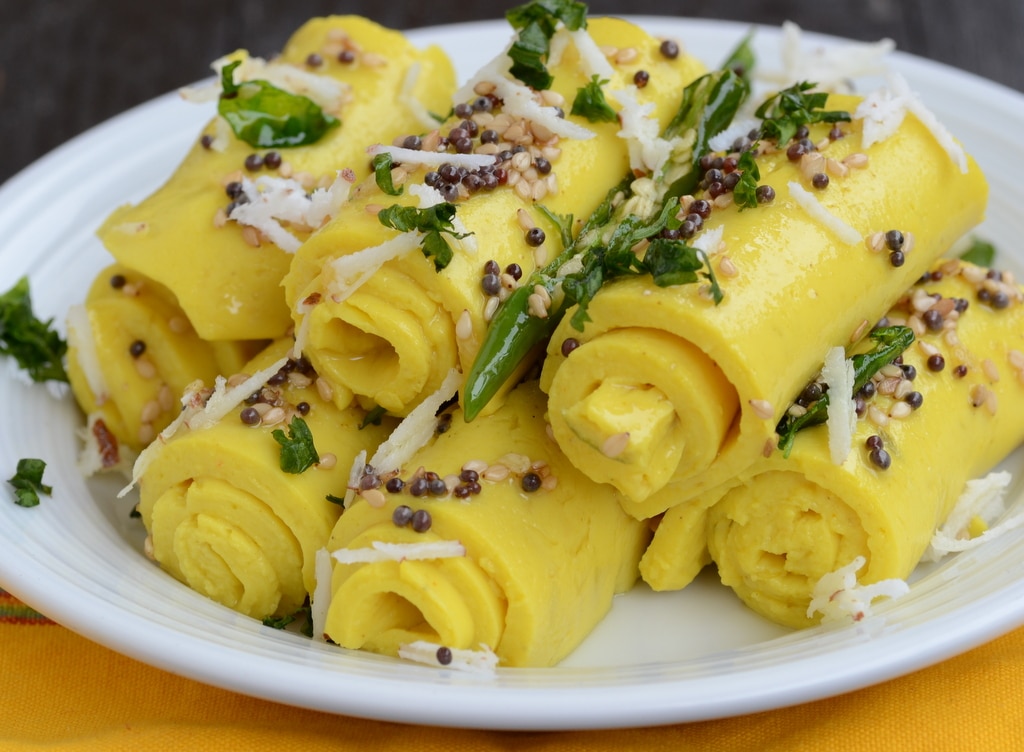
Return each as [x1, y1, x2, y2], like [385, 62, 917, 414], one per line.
[283, 16, 707, 416]
[135, 339, 393, 620]
[642, 260, 1024, 627]
[97, 16, 457, 343]
[539, 92, 989, 521]
[320, 381, 650, 667]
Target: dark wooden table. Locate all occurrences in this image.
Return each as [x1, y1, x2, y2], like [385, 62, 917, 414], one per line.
[1, 0, 1021, 187]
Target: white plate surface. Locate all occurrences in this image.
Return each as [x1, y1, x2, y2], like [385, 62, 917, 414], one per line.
[1, 17, 1024, 731]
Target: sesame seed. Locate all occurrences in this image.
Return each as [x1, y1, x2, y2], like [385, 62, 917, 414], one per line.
[456, 309, 473, 341]
[749, 399, 774, 419]
[601, 432, 630, 458]
[361, 488, 387, 507]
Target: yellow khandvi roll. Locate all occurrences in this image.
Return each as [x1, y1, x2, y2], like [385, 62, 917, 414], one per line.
[540, 93, 987, 518]
[66, 263, 262, 455]
[647, 261, 1024, 628]
[136, 339, 392, 619]
[321, 382, 648, 667]
[284, 17, 706, 416]
[99, 16, 456, 341]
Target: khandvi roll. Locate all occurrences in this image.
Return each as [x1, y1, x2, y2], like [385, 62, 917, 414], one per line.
[99, 16, 456, 341]
[283, 15, 706, 416]
[320, 381, 649, 667]
[135, 339, 392, 620]
[66, 263, 263, 457]
[645, 260, 1024, 628]
[540, 88, 987, 518]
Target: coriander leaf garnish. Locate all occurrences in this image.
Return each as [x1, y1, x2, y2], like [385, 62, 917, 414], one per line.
[359, 404, 387, 429]
[325, 493, 346, 506]
[505, 0, 588, 90]
[959, 237, 996, 267]
[571, 76, 617, 123]
[272, 416, 320, 474]
[376, 203, 472, 271]
[218, 60, 340, 148]
[535, 205, 574, 250]
[7, 458, 52, 507]
[754, 81, 851, 145]
[371, 153, 403, 196]
[721, 30, 756, 85]
[776, 326, 914, 456]
[731, 149, 761, 210]
[0, 276, 69, 383]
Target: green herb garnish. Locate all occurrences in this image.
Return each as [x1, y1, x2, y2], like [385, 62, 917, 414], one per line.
[731, 149, 761, 210]
[959, 237, 996, 267]
[272, 417, 320, 474]
[325, 493, 346, 506]
[218, 60, 340, 148]
[571, 76, 617, 123]
[371, 153, 403, 196]
[376, 203, 472, 271]
[721, 30, 756, 85]
[754, 81, 851, 145]
[7, 458, 52, 507]
[505, 0, 588, 90]
[359, 404, 387, 429]
[776, 326, 915, 456]
[0, 277, 68, 383]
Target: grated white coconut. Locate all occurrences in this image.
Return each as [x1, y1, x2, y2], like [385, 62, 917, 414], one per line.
[342, 449, 368, 508]
[65, 304, 108, 405]
[398, 63, 443, 131]
[231, 172, 354, 253]
[788, 181, 861, 245]
[332, 540, 467, 564]
[323, 233, 423, 304]
[821, 345, 856, 465]
[397, 640, 499, 674]
[762, 21, 894, 94]
[691, 225, 724, 256]
[924, 471, 1023, 561]
[216, 53, 349, 113]
[310, 547, 334, 641]
[367, 144, 497, 171]
[807, 555, 909, 624]
[567, 28, 615, 79]
[856, 74, 967, 172]
[118, 357, 289, 497]
[611, 86, 676, 176]
[707, 117, 761, 154]
[369, 368, 462, 473]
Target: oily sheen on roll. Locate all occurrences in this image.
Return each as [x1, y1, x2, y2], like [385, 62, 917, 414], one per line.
[540, 92, 988, 519]
[320, 382, 649, 667]
[283, 17, 706, 416]
[646, 262, 1024, 627]
[66, 263, 261, 454]
[99, 16, 456, 341]
[136, 340, 392, 619]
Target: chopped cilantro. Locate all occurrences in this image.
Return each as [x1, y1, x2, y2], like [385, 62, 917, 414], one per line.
[325, 493, 346, 506]
[359, 404, 387, 429]
[371, 153, 403, 196]
[571, 76, 617, 123]
[7, 458, 52, 508]
[754, 81, 851, 145]
[959, 237, 996, 267]
[536, 205, 574, 250]
[218, 60, 340, 148]
[731, 149, 761, 210]
[0, 277, 68, 383]
[505, 0, 588, 90]
[376, 203, 472, 271]
[272, 417, 320, 474]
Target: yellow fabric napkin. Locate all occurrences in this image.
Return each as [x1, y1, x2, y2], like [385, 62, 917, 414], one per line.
[2, 588, 1022, 751]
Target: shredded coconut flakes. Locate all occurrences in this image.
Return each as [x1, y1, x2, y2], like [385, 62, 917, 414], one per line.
[65, 304, 108, 405]
[397, 640, 499, 674]
[807, 555, 909, 624]
[368, 144, 497, 171]
[924, 471, 1022, 560]
[324, 233, 423, 304]
[821, 346, 856, 465]
[612, 86, 676, 176]
[310, 547, 334, 641]
[332, 540, 467, 564]
[788, 181, 861, 245]
[763, 21, 894, 94]
[369, 368, 462, 473]
[398, 63, 442, 131]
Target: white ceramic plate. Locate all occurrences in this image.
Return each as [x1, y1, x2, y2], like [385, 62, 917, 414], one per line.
[2, 17, 1024, 731]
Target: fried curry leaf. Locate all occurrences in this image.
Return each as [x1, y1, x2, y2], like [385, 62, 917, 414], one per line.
[218, 60, 340, 148]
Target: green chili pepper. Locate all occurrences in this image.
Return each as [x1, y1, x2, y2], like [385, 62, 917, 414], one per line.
[776, 325, 915, 456]
[462, 70, 749, 421]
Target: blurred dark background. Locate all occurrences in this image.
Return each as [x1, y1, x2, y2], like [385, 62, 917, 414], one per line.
[1, 0, 1021, 186]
